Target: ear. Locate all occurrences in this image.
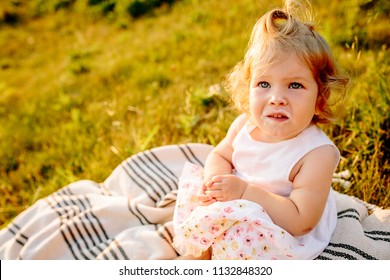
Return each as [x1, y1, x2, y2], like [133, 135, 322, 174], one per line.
[314, 96, 324, 117]
[314, 105, 321, 116]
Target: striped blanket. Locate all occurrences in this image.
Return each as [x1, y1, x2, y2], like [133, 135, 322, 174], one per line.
[0, 144, 389, 259]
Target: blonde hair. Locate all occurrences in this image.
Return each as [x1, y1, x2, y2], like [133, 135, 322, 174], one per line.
[225, 0, 349, 124]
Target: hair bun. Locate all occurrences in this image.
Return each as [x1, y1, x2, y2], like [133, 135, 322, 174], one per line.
[271, 10, 288, 21]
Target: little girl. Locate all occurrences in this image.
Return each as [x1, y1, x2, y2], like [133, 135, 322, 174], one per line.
[173, 0, 349, 259]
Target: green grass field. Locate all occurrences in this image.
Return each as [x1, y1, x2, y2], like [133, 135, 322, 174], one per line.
[0, 0, 389, 228]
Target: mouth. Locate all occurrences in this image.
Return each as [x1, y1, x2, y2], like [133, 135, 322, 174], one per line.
[266, 112, 289, 121]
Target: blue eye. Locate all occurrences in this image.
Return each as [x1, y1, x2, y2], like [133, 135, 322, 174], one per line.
[259, 82, 270, 88]
[289, 82, 303, 89]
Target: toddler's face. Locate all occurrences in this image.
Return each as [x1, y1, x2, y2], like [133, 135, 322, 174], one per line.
[248, 53, 319, 143]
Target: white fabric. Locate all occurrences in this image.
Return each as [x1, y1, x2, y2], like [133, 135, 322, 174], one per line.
[233, 123, 340, 196]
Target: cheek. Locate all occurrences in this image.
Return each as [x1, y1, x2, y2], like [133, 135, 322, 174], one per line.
[249, 95, 263, 114]
[311, 96, 320, 116]
[301, 100, 318, 120]
[249, 90, 263, 105]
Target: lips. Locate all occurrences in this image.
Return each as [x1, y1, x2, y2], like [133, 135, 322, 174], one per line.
[266, 111, 289, 121]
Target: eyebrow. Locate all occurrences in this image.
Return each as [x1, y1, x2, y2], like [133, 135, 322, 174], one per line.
[254, 75, 311, 83]
[283, 76, 311, 82]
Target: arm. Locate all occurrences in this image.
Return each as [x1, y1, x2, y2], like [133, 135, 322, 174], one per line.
[203, 114, 247, 181]
[197, 114, 247, 204]
[241, 145, 339, 236]
[207, 145, 339, 236]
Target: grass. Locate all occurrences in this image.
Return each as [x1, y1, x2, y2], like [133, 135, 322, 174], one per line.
[0, 0, 389, 228]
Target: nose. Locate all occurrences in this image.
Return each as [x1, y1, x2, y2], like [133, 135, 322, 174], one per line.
[269, 94, 287, 106]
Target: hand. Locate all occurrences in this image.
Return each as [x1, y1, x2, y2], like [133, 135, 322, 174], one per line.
[205, 174, 248, 202]
[197, 180, 217, 206]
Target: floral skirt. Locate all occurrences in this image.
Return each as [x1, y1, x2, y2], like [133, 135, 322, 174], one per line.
[172, 163, 305, 260]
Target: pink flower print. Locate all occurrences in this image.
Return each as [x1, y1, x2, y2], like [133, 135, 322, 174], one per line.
[224, 207, 233, 214]
[209, 224, 220, 235]
[246, 223, 255, 233]
[243, 235, 254, 246]
[234, 226, 244, 237]
[253, 220, 262, 227]
[257, 231, 265, 241]
[268, 232, 275, 241]
[242, 216, 249, 222]
[238, 250, 252, 260]
[190, 165, 201, 174]
[200, 237, 210, 245]
[238, 251, 245, 259]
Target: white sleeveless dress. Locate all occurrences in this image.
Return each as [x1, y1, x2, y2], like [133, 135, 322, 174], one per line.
[173, 123, 339, 259]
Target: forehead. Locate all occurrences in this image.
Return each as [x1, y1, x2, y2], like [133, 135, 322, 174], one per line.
[251, 52, 313, 79]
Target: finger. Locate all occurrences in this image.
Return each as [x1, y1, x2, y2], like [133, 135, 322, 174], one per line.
[198, 184, 208, 195]
[211, 175, 224, 183]
[199, 199, 216, 206]
[197, 193, 216, 205]
[204, 180, 214, 189]
[207, 181, 223, 191]
[197, 193, 212, 201]
[206, 190, 224, 200]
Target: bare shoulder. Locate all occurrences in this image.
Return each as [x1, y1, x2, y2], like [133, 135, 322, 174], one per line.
[213, 114, 248, 159]
[293, 144, 339, 190]
[227, 114, 248, 136]
[305, 145, 339, 167]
